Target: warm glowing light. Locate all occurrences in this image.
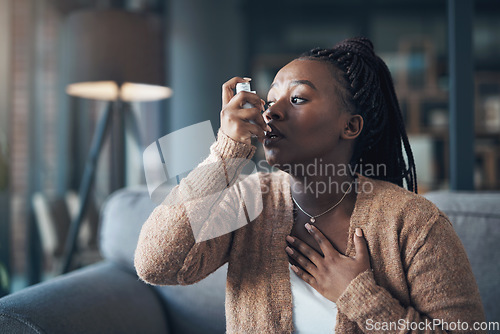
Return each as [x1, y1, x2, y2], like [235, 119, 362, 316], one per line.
[120, 82, 173, 101]
[66, 81, 172, 101]
[66, 81, 119, 100]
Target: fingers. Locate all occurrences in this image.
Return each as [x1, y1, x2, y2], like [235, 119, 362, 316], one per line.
[231, 92, 269, 131]
[304, 223, 338, 259]
[353, 227, 369, 262]
[245, 119, 267, 143]
[220, 77, 269, 145]
[285, 235, 321, 274]
[290, 263, 317, 287]
[244, 111, 269, 137]
[222, 77, 252, 108]
[220, 88, 269, 144]
[234, 90, 263, 109]
[222, 107, 267, 142]
[230, 92, 271, 131]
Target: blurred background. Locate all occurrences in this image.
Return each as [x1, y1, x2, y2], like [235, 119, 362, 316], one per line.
[0, 0, 499, 296]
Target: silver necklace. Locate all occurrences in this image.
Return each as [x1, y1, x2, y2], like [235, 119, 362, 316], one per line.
[291, 180, 354, 224]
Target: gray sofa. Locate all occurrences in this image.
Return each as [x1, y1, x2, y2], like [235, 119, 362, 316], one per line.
[0, 187, 499, 333]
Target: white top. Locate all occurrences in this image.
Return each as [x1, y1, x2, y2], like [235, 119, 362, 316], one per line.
[289, 263, 337, 333]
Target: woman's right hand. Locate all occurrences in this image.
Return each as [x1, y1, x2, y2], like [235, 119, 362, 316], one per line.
[220, 77, 270, 145]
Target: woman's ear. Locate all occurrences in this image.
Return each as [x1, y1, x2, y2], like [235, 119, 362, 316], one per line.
[341, 114, 363, 140]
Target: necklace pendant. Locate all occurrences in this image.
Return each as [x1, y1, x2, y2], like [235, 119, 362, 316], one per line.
[310, 217, 316, 223]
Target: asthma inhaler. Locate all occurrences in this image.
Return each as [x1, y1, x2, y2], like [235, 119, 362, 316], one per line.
[236, 82, 256, 109]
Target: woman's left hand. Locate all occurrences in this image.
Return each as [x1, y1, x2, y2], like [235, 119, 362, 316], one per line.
[285, 224, 371, 303]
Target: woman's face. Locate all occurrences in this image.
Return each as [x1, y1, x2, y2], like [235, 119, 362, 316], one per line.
[263, 59, 354, 171]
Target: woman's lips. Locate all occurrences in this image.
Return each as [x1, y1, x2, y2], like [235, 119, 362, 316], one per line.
[264, 136, 282, 146]
[264, 124, 284, 146]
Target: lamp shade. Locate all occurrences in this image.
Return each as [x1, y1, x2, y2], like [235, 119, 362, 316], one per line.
[64, 9, 171, 101]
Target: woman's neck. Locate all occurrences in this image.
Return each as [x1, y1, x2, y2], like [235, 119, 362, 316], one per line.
[289, 172, 356, 215]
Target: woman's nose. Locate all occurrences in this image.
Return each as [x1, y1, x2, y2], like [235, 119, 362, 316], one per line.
[263, 103, 285, 122]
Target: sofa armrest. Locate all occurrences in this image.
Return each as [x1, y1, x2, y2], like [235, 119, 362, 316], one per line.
[425, 191, 500, 323]
[0, 261, 169, 334]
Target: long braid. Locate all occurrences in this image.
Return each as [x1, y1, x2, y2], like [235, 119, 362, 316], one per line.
[301, 37, 418, 193]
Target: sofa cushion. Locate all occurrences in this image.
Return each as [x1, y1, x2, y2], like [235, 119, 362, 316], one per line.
[99, 186, 158, 272]
[424, 191, 500, 323]
[154, 264, 227, 334]
[100, 186, 227, 333]
[0, 262, 169, 334]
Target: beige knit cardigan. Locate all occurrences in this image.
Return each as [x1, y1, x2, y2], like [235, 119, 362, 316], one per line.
[135, 130, 485, 333]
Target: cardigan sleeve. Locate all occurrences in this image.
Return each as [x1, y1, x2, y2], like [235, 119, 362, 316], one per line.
[134, 130, 256, 286]
[336, 212, 486, 333]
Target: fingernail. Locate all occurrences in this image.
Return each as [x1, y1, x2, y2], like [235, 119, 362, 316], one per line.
[305, 223, 312, 232]
[285, 246, 293, 255]
[286, 235, 294, 243]
[243, 77, 252, 81]
[356, 228, 363, 237]
[291, 265, 299, 273]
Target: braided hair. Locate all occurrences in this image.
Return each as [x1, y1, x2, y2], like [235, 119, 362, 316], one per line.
[300, 37, 418, 193]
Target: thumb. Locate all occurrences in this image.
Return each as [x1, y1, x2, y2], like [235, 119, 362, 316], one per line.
[354, 227, 369, 261]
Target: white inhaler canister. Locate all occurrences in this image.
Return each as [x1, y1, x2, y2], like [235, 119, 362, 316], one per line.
[236, 82, 256, 109]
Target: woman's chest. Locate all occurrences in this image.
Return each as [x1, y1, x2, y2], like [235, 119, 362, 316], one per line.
[288, 210, 351, 261]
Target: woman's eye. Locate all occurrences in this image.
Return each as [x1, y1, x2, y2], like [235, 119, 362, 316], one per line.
[291, 96, 306, 104]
